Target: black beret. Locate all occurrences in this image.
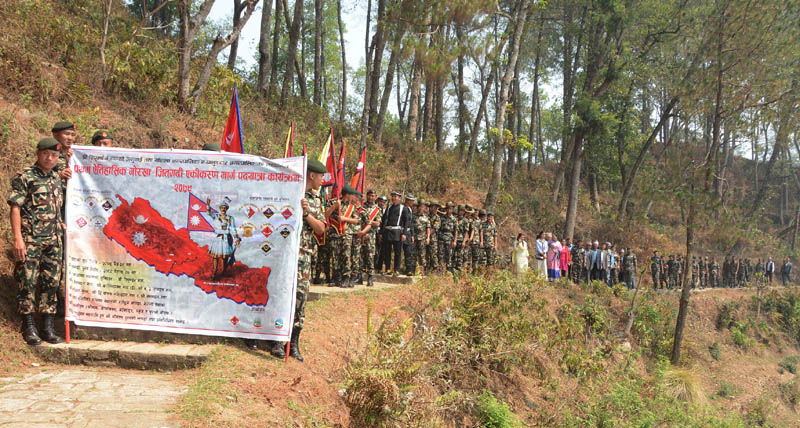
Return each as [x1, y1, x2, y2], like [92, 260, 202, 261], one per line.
[37, 137, 61, 151]
[91, 130, 113, 145]
[202, 143, 221, 151]
[366, 189, 376, 195]
[307, 158, 327, 174]
[51, 121, 74, 133]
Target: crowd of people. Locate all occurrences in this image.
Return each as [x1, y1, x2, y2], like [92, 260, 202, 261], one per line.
[510, 232, 794, 291]
[310, 191, 499, 288]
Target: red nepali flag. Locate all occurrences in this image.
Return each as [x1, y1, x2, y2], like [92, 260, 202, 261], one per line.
[350, 146, 366, 194]
[186, 193, 215, 232]
[320, 128, 339, 192]
[221, 84, 245, 153]
[334, 137, 346, 198]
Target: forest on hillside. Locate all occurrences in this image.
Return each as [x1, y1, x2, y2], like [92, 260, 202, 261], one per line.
[2, 0, 799, 259]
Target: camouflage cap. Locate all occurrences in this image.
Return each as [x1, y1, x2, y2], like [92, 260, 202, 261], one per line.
[51, 121, 74, 133]
[446, 202, 455, 208]
[479, 209, 486, 216]
[37, 137, 61, 151]
[91, 130, 113, 145]
[487, 211, 494, 217]
[420, 200, 429, 206]
[342, 184, 361, 196]
[202, 143, 221, 151]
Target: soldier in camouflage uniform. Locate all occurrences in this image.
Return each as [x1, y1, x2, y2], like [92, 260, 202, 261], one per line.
[50, 122, 76, 317]
[285, 158, 329, 361]
[650, 251, 663, 290]
[666, 255, 678, 289]
[412, 202, 430, 275]
[470, 210, 484, 271]
[332, 186, 361, 288]
[453, 205, 470, 271]
[439, 202, 457, 272]
[350, 192, 366, 284]
[691, 256, 698, 288]
[426, 202, 441, 273]
[314, 202, 334, 285]
[621, 248, 637, 289]
[360, 190, 381, 286]
[699, 256, 708, 288]
[9, 138, 66, 345]
[571, 239, 585, 283]
[709, 257, 720, 288]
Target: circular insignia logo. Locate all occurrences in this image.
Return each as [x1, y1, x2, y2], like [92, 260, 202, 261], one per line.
[274, 318, 284, 329]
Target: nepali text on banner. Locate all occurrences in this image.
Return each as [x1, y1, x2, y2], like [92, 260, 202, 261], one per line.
[65, 146, 305, 341]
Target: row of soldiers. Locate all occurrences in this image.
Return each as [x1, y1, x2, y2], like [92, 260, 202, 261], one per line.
[649, 252, 778, 289]
[311, 190, 499, 288]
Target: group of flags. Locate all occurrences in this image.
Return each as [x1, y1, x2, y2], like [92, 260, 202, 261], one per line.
[219, 85, 367, 197]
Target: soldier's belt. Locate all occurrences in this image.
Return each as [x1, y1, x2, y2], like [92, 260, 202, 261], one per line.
[386, 226, 402, 230]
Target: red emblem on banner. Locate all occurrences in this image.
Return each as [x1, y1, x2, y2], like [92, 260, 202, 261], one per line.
[261, 226, 273, 239]
[230, 316, 239, 326]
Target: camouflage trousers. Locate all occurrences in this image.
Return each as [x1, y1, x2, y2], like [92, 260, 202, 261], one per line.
[571, 263, 584, 283]
[426, 239, 439, 272]
[331, 234, 351, 280]
[314, 239, 331, 281]
[483, 247, 495, 267]
[470, 244, 483, 269]
[709, 272, 718, 288]
[453, 242, 466, 271]
[295, 250, 312, 328]
[413, 239, 426, 274]
[439, 238, 454, 270]
[361, 233, 376, 275]
[350, 236, 362, 278]
[15, 239, 62, 315]
[651, 271, 661, 289]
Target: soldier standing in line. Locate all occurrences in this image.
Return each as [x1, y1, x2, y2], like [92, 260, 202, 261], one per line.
[470, 210, 484, 272]
[350, 191, 366, 285]
[336, 186, 362, 287]
[287, 158, 329, 361]
[650, 251, 662, 290]
[360, 190, 381, 287]
[51, 122, 76, 318]
[453, 205, 470, 272]
[721, 256, 731, 287]
[412, 201, 430, 276]
[691, 256, 698, 288]
[699, 256, 707, 288]
[709, 257, 720, 288]
[621, 248, 637, 289]
[438, 202, 457, 272]
[755, 258, 764, 285]
[482, 212, 497, 268]
[427, 201, 441, 273]
[401, 195, 416, 276]
[9, 138, 66, 345]
[314, 196, 335, 285]
[666, 255, 676, 289]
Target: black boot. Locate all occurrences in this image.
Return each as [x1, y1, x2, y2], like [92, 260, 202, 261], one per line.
[312, 272, 321, 285]
[40, 314, 63, 344]
[367, 274, 374, 287]
[270, 341, 286, 359]
[289, 328, 303, 362]
[56, 288, 66, 317]
[343, 275, 353, 288]
[244, 339, 258, 350]
[357, 273, 363, 285]
[22, 314, 41, 346]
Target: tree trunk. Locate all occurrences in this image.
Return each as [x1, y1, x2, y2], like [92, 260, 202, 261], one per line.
[375, 36, 401, 145]
[189, 1, 259, 115]
[407, 51, 423, 142]
[337, 0, 346, 121]
[422, 77, 433, 143]
[671, 189, 695, 365]
[227, 0, 244, 70]
[367, 0, 388, 133]
[269, 0, 282, 94]
[563, 130, 584, 239]
[467, 62, 497, 167]
[435, 77, 445, 152]
[313, 0, 323, 105]
[280, 0, 304, 106]
[456, 25, 467, 159]
[358, 0, 373, 150]
[589, 172, 600, 213]
[485, 1, 530, 211]
[256, 0, 273, 96]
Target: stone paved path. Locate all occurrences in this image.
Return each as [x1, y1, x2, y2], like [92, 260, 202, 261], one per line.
[0, 369, 184, 428]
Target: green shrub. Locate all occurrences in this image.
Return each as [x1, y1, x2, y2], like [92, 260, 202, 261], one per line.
[779, 378, 800, 408]
[730, 322, 754, 350]
[778, 356, 800, 374]
[744, 396, 772, 427]
[716, 301, 739, 330]
[709, 341, 722, 361]
[716, 382, 735, 399]
[476, 390, 526, 428]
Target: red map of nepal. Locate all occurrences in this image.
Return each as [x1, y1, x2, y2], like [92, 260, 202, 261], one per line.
[103, 195, 270, 306]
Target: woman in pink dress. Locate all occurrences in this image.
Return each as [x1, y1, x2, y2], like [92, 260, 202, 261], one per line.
[547, 235, 562, 280]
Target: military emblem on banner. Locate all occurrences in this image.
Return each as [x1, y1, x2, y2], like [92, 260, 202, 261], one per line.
[241, 203, 258, 219]
[262, 206, 276, 219]
[90, 216, 106, 228]
[75, 217, 88, 228]
[280, 205, 293, 220]
[261, 225, 273, 239]
[277, 224, 295, 239]
[85, 196, 99, 211]
[261, 242, 273, 255]
[241, 222, 255, 238]
[101, 200, 113, 211]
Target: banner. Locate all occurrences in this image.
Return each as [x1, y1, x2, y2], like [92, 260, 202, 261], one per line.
[65, 146, 305, 340]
